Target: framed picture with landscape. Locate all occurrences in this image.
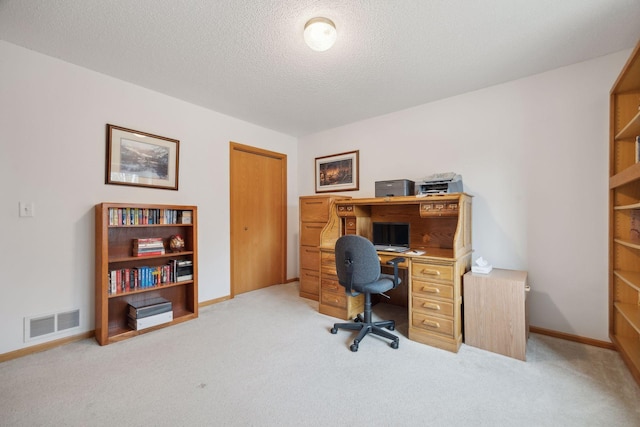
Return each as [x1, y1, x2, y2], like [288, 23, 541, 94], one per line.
[106, 124, 179, 190]
[315, 150, 359, 193]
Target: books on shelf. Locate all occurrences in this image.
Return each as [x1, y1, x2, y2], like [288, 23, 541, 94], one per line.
[128, 297, 172, 319]
[133, 237, 166, 257]
[108, 208, 193, 226]
[108, 259, 195, 294]
[128, 310, 173, 330]
[175, 260, 193, 281]
[179, 210, 192, 224]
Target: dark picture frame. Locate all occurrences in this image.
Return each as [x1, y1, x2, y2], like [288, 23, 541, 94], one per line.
[106, 124, 179, 190]
[315, 150, 359, 193]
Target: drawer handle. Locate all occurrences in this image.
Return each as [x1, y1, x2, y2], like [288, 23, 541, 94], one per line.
[421, 269, 441, 276]
[421, 287, 440, 293]
[327, 285, 339, 291]
[423, 302, 441, 310]
[422, 320, 440, 328]
[329, 298, 339, 303]
[525, 285, 530, 292]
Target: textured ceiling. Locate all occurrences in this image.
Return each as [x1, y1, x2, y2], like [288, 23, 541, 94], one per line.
[1, 0, 640, 137]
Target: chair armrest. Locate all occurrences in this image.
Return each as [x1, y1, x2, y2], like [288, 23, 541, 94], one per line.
[386, 257, 406, 288]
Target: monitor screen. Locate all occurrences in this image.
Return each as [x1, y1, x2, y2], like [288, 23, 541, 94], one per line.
[372, 222, 410, 248]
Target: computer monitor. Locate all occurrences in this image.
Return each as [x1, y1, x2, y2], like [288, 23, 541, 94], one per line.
[372, 222, 410, 251]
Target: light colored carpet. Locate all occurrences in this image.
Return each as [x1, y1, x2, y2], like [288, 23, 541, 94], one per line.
[1, 282, 639, 426]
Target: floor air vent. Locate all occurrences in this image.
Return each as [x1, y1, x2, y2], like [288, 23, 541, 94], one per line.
[24, 309, 80, 341]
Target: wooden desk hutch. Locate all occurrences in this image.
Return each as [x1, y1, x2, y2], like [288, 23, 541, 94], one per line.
[317, 193, 472, 353]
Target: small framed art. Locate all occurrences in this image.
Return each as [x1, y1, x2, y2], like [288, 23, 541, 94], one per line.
[106, 124, 179, 190]
[315, 150, 359, 193]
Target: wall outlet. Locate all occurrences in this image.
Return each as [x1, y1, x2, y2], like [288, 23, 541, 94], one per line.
[19, 201, 35, 217]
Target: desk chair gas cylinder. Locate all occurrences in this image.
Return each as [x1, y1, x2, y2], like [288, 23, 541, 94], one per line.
[330, 235, 405, 351]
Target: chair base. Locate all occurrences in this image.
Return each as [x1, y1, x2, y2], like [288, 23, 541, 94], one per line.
[331, 312, 399, 352]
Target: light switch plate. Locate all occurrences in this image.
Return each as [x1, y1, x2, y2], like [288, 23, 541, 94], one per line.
[19, 201, 34, 217]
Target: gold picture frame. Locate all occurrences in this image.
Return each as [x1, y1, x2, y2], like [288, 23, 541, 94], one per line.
[315, 150, 359, 193]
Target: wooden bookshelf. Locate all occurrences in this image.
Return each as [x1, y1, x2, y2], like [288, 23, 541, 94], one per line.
[609, 38, 640, 386]
[95, 203, 198, 345]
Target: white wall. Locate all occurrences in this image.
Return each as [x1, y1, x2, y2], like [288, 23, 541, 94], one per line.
[298, 50, 630, 342]
[0, 41, 298, 354]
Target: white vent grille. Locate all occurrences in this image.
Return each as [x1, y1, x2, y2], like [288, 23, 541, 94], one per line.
[24, 309, 80, 341]
[57, 310, 80, 331]
[29, 315, 55, 338]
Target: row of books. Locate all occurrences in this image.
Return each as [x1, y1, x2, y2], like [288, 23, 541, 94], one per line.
[108, 260, 193, 295]
[108, 208, 192, 226]
[127, 297, 173, 330]
[133, 237, 166, 257]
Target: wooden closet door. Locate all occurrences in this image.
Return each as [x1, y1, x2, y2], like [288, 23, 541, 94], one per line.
[229, 142, 287, 295]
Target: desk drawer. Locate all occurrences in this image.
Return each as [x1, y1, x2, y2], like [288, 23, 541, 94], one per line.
[321, 274, 342, 293]
[412, 312, 454, 337]
[300, 198, 331, 222]
[420, 202, 459, 217]
[300, 269, 320, 295]
[344, 217, 357, 234]
[412, 280, 453, 300]
[300, 222, 325, 246]
[336, 204, 355, 217]
[379, 254, 409, 269]
[300, 246, 319, 270]
[412, 262, 453, 282]
[412, 296, 453, 317]
[321, 252, 337, 274]
[321, 288, 347, 309]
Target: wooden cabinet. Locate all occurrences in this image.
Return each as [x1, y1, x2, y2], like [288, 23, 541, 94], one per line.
[318, 193, 472, 352]
[409, 256, 469, 352]
[463, 269, 529, 361]
[94, 203, 198, 345]
[299, 195, 348, 300]
[609, 38, 640, 385]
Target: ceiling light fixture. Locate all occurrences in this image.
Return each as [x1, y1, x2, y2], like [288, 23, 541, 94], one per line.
[304, 17, 337, 52]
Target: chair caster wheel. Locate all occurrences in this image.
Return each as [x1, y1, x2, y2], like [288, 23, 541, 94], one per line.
[330, 327, 338, 334]
[388, 325, 395, 331]
[350, 343, 359, 352]
[354, 317, 361, 323]
[391, 340, 399, 349]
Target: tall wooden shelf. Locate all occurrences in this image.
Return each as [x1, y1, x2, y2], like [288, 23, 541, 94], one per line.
[609, 38, 640, 386]
[95, 203, 198, 345]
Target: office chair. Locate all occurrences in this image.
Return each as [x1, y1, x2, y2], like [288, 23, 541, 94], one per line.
[330, 235, 405, 352]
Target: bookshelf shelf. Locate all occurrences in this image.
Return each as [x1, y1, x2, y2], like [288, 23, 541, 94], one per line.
[95, 202, 198, 345]
[106, 280, 195, 299]
[108, 251, 195, 263]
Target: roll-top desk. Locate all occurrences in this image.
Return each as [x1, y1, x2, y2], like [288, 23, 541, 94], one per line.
[318, 194, 472, 352]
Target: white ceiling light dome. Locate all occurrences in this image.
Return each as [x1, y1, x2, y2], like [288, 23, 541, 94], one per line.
[304, 17, 337, 52]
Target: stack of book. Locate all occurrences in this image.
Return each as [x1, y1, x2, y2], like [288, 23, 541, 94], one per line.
[133, 237, 165, 257]
[178, 210, 192, 224]
[175, 260, 193, 281]
[127, 297, 173, 330]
